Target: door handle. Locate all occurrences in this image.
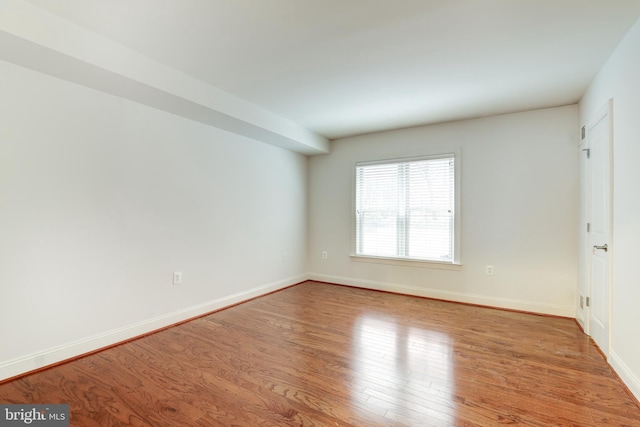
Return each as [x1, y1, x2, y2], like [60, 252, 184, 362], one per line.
[593, 244, 608, 252]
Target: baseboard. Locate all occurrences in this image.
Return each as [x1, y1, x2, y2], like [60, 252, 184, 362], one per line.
[610, 351, 640, 403]
[0, 274, 308, 383]
[575, 310, 586, 332]
[308, 273, 575, 318]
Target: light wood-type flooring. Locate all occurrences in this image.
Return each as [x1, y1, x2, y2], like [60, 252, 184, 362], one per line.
[1, 281, 639, 426]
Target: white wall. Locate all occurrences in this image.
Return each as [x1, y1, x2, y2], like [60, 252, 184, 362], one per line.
[579, 17, 640, 401]
[309, 106, 578, 316]
[0, 59, 308, 380]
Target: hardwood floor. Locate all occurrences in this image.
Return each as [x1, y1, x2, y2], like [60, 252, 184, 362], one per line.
[1, 281, 639, 426]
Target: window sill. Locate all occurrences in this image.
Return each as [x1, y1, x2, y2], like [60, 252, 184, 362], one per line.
[350, 255, 463, 270]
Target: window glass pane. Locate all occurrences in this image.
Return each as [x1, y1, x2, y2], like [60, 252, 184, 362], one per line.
[407, 158, 454, 261]
[361, 211, 397, 256]
[356, 163, 399, 256]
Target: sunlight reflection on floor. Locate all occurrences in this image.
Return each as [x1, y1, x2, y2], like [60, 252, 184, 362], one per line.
[351, 314, 456, 425]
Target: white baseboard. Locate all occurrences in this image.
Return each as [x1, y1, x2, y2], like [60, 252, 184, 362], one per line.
[610, 351, 640, 403]
[308, 273, 575, 317]
[0, 274, 307, 382]
[575, 310, 586, 331]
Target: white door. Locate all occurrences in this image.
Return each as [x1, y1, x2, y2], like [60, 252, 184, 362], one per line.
[587, 101, 612, 357]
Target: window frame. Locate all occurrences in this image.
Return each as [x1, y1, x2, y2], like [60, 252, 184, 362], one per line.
[350, 149, 462, 268]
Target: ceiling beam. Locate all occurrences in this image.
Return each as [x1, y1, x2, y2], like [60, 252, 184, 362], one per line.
[0, 0, 329, 155]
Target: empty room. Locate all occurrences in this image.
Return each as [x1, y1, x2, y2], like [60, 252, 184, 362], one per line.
[1, 1, 640, 425]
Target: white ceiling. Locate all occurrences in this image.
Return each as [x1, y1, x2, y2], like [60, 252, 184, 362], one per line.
[23, 0, 640, 140]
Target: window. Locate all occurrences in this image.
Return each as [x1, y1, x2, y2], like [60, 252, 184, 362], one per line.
[354, 153, 458, 264]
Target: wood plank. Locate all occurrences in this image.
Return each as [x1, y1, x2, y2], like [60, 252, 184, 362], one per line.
[1, 281, 638, 426]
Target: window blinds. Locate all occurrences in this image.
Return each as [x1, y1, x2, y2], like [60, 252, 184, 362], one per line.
[355, 156, 455, 262]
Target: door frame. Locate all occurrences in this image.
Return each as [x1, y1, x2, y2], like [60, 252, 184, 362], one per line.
[577, 137, 591, 334]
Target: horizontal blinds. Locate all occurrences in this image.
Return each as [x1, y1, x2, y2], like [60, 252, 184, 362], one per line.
[355, 156, 454, 262]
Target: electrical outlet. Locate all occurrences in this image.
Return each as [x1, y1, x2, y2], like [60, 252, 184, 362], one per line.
[485, 265, 494, 276]
[173, 271, 182, 285]
[580, 295, 584, 309]
[322, 250, 328, 259]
